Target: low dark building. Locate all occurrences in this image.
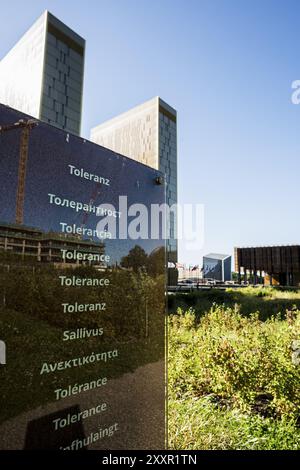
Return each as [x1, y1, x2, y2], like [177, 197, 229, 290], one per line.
[234, 245, 300, 286]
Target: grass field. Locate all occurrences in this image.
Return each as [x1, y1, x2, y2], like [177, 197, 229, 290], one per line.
[168, 287, 300, 449]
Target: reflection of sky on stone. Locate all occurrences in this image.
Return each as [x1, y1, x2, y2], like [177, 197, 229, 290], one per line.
[0, 105, 165, 264]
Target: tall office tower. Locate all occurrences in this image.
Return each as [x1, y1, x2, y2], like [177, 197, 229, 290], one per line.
[0, 10, 85, 135]
[90, 97, 178, 284]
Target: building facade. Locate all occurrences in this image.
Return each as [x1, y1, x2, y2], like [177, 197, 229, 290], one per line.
[235, 245, 300, 286]
[0, 11, 85, 135]
[203, 253, 232, 282]
[90, 97, 178, 284]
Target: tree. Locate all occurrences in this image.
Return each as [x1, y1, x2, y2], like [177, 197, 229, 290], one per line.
[120, 245, 148, 273]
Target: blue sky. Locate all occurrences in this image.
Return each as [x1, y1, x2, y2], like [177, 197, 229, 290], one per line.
[1, 0, 300, 266]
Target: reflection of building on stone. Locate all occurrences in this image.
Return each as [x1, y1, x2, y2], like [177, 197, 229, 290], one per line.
[235, 245, 300, 287]
[203, 253, 232, 282]
[0, 340, 6, 365]
[0, 223, 105, 268]
[90, 96, 178, 286]
[0, 118, 38, 225]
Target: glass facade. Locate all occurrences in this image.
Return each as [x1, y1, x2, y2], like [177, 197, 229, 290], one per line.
[40, 13, 85, 135]
[203, 254, 232, 282]
[0, 13, 46, 118]
[90, 98, 159, 169]
[159, 107, 177, 268]
[203, 258, 222, 281]
[90, 97, 178, 284]
[0, 11, 85, 136]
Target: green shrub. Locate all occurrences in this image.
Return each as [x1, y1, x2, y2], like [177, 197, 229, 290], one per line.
[169, 303, 300, 449]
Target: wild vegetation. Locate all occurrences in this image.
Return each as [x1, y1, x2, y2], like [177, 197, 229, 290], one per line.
[168, 288, 300, 449]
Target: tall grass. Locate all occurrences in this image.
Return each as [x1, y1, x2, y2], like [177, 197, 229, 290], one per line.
[168, 295, 300, 450]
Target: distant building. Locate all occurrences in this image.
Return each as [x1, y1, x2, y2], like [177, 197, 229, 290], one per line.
[235, 245, 300, 286]
[203, 253, 231, 282]
[90, 96, 178, 284]
[0, 11, 85, 135]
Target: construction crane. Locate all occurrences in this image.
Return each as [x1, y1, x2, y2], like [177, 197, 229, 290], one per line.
[0, 119, 38, 225]
[81, 182, 102, 228]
